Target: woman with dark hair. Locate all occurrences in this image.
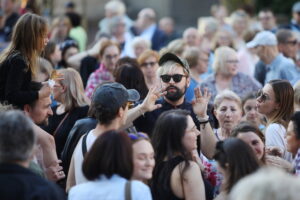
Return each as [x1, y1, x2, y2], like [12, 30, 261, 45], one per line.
[68, 130, 152, 200]
[0, 13, 51, 109]
[58, 40, 79, 68]
[213, 138, 260, 200]
[151, 109, 206, 200]
[256, 80, 294, 161]
[287, 111, 300, 176]
[115, 57, 148, 99]
[42, 41, 62, 69]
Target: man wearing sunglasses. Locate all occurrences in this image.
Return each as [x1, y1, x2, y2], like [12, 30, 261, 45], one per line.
[133, 52, 217, 159]
[276, 29, 298, 63]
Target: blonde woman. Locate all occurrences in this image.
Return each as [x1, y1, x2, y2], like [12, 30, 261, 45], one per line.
[43, 68, 90, 158]
[200, 46, 261, 104]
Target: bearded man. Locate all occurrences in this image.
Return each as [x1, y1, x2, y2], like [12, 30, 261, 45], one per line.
[134, 52, 207, 136]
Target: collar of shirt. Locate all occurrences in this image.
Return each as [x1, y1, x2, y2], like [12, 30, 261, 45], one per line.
[140, 24, 156, 41]
[266, 53, 282, 71]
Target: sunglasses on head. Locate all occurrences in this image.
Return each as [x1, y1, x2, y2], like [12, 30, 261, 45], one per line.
[256, 89, 270, 102]
[160, 74, 187, 83]
[128, 132, 149, 141]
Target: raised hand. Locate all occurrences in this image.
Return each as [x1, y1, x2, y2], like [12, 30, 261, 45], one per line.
[192, 87, 211, 117]
[140, 86, 167, 113]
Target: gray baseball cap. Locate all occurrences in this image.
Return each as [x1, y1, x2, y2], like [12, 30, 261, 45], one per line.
[246, 31, 277, 48]
[92, 82, 140, 111]
[159, 52, 190, 74]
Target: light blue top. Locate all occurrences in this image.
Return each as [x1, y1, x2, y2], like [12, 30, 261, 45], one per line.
[185, 77, 199, 102]
[265, 54, 297, 84]
[69, 174, 152, 200]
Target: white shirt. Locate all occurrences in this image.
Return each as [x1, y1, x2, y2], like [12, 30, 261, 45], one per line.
[73, 130, 97, 185]
[69, 174, 152, 200]
[265, 123, 293, 162]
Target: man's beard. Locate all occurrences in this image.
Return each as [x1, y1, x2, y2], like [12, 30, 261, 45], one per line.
[165, 85, 186, 102]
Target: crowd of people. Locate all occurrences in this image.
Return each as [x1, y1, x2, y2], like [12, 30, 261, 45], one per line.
[1, 0, 300, 199]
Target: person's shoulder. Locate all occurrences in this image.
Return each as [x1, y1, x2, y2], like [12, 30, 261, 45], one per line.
[131, 180, 152, 199]
[265, 123, 285, 135]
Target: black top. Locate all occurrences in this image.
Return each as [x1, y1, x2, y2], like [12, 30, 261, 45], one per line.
[61, 117, 97, 175]
[42, 105, 89, 158]
[133, 98, 200, 137]
[0, 52, 39, 109]
[0, 163, 66, 200]
[79, 56, 98, 88]
[151, 156, 185, 200]
[0, 12, 19, 42]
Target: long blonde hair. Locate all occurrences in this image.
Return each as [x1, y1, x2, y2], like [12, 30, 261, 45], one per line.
[58, 68, 90, 111]
[0, 13, 48, 76]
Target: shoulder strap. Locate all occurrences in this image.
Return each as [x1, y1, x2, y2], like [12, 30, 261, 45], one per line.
[125, 180, 132, 200]
[53, 111, 70, 136]
[81, 133, 89, 157]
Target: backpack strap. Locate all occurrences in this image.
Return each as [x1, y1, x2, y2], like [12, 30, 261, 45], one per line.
[125, 180, 132, 200]
[81, 133, 89, 157]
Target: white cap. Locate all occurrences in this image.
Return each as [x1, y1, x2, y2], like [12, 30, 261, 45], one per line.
[246, 31, 277, 48]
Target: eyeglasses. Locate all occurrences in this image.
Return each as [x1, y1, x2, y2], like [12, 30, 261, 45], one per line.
[160, 74, 187, 83]
[141, 61, 157, 68]
[128, 132, 149, 141]
[105, 54, 119, 60]
[256, 89, 270, 102]
[226, 60, 239, 64]
[284, 40, 298, 46]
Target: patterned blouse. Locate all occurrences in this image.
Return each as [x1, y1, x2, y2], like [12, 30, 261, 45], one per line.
[200, 72, 262, 104]
[85, 64, 114, 99]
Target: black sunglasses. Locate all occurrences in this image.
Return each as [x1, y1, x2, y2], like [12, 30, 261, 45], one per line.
[160, 74, 187, 83]
[256, 89, 270, 102]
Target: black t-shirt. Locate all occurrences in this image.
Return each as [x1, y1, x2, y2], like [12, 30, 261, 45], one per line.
[0, 52, 39, 109]
[0, 163, 66, 200]
[133, 98, 201, 137]
[42, 105, 89, 158]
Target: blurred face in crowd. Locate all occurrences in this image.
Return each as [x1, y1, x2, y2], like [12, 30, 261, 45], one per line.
[196, 52, 209, 74]
[160, 64, 190, 102]
[140, 55, 159, 80]
[220, 52, 238, 77]
[216, 31, 232, 47]
[50, 45, 62, 65]
[215, 99, 242, 132]
[237, 131, 265, 160]
[258, 11, 276, 30]
[286, 121, 300, 155]
[182, 116, 200, 152]
[183, 28, 200, 47]
[101, 44, 120, 72]
[132, 140, 155, 181]
[279, 36, 298, 59]
[25, 96, 53, 126]
[134, 43, 149, 58]
[293, 11, 300, 24]
[256, 84, 279, 119]
[63, 46, 79, 64]
[243, 98, 263, 126]
[53, 81, 65, 102]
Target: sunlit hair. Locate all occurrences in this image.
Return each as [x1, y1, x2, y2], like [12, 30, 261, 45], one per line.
[98, 40, 120, 58]
[137, 49, 159, 66]
[267, 80, 294, 127]
[131, 37, 151, 49]
[229, 167, 300, 200]
[182, 47, 201, 68]
[0, 13, 48, 76]
[159, 39, 187, 57]
[157, 60, 189, 77]
[105, 0, 126, 15]
[293, 80, 300, 108]
[57, 68, 90, 111]
[214, 90, 242, 110]
[212, 46, 237, 74]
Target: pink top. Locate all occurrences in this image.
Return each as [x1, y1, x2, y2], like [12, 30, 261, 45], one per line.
[85, 64, 114, 98]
